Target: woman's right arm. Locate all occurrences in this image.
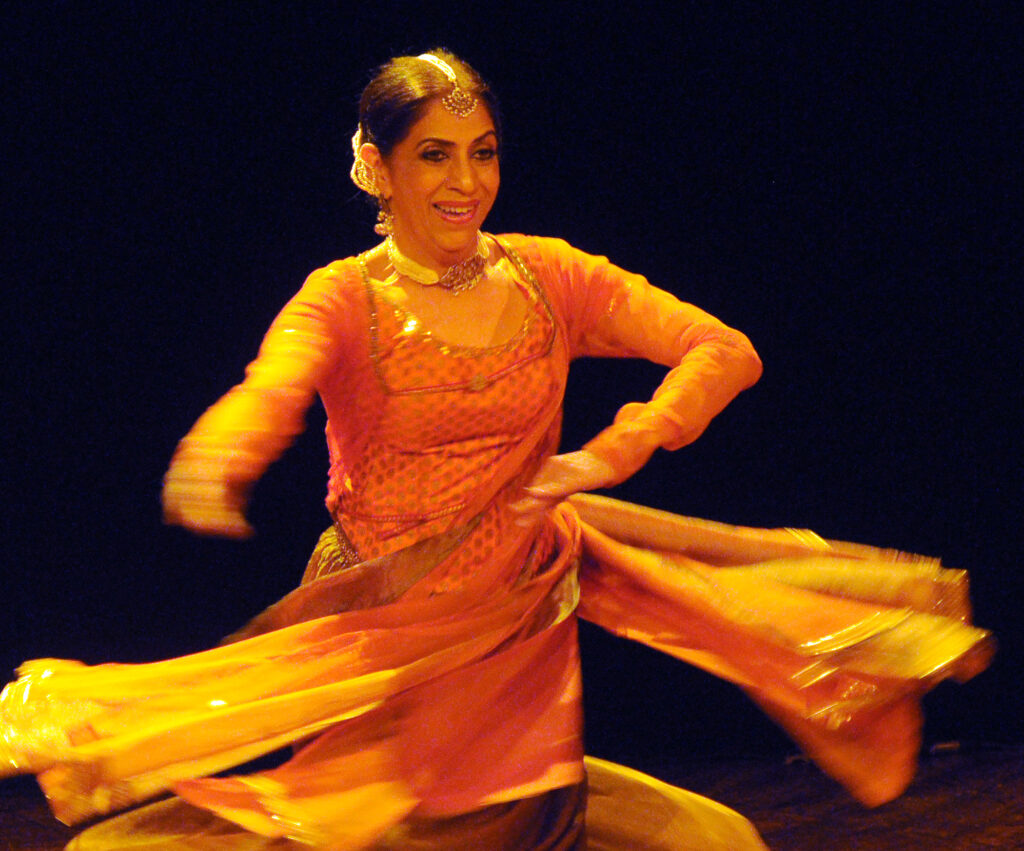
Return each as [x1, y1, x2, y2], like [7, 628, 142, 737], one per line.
[161, 264, 356, 537]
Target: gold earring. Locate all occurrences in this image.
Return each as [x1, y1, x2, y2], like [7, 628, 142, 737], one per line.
[374, 199, 393, 236]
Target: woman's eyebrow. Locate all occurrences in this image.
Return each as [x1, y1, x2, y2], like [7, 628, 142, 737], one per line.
[415, 130, 498, 149]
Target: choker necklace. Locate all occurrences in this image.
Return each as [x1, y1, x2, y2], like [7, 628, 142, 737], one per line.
[385, 235, 487, 295]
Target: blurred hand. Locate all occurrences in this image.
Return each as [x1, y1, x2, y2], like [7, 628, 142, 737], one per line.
[509, 450, 618, 526]
[162, 462, 254, 539]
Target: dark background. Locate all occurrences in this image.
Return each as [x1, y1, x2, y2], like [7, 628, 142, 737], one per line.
[3, 3, 1020, 768]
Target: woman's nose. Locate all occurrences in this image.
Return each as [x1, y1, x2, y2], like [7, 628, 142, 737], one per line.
[447, 156, 478, 192]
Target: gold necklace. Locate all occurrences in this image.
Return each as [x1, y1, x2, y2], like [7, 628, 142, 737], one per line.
[385, 235, 487, 295]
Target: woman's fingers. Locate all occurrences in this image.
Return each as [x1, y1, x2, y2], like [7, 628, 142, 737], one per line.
[525, 450, 618, 496]
[163, 500, 254, 538]
[162, 475, 254, 538]
[509, 450, 619, 525]
[508, 494, 559, 526]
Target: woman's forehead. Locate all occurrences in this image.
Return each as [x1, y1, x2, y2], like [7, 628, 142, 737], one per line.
[404, 98, 496, 145]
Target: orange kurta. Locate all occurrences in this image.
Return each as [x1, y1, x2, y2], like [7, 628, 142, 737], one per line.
[0, 236, 990, 848]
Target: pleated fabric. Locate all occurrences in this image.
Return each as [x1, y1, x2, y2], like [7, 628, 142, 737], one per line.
[0, 236, 992, 847]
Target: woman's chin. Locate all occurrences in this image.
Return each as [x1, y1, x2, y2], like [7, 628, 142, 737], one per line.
[433, 231, 482, 261]
[393, 223, 484, 269]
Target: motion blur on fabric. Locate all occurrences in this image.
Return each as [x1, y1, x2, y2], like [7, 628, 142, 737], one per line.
[0, 48, 991, 850]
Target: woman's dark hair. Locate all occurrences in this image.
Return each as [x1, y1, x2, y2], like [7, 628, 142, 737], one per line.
[359, 49, 502, 156]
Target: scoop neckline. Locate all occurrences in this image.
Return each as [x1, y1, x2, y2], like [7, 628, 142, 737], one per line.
[359, 235, 539, 354]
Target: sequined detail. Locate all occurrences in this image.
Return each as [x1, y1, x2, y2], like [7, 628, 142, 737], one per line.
[363, 245, 554, 372]
[332, 241, 563, 592]
[301, 524, 362, 584]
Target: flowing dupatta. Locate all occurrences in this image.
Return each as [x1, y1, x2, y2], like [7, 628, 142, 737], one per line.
[571, 493, 993, 806]
[0, 493, 992, 842]
[0, 237, 993, 844]
[0, 328, 584, 844]
[0, 511, 585, 845]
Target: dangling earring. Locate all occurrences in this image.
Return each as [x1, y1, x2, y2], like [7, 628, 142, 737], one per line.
[350, 128, 394, 236]
[374, 198, 393, 236]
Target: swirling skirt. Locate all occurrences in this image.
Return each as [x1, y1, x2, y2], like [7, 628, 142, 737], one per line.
[2, 496, 990, 848]
[67, 757, 768, 850]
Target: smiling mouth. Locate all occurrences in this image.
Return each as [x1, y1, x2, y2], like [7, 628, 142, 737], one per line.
[434, 202, 478, 224]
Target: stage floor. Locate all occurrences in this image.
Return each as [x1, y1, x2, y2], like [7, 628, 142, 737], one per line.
[3, 743, 1022, 849]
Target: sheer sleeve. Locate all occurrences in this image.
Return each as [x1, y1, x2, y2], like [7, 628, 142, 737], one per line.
[524, 237, 763, 482]
[162, 262, 361, 535]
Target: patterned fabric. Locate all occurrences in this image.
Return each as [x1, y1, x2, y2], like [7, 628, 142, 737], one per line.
[0, 235, 990, 849]
[333, 248, 560, 593]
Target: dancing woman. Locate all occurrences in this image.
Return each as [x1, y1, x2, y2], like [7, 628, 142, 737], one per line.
[1, 50, 991, 849]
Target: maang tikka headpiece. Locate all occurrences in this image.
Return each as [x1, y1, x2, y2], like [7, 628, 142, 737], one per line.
[417, 53, 478, 118]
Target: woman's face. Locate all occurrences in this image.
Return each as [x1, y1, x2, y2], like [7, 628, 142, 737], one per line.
[374, 98, 500, 272]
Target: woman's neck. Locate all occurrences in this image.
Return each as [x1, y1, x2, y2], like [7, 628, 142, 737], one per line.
[387, 232, 483, 279]
[385, 234, 487, 295]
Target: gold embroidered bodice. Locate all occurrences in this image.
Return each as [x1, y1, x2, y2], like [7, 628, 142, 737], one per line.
[331, 245, 560, 590]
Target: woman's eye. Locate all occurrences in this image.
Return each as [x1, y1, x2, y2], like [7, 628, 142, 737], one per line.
[420, 149, 447, 162]
[474, 148, 497, 161]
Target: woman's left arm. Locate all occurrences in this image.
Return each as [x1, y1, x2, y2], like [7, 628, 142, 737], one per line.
[512, 239, 761, 515]
[574, 270, 763, 478]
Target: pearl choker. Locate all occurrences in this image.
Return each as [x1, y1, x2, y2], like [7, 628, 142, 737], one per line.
[385, 235, 487, 295]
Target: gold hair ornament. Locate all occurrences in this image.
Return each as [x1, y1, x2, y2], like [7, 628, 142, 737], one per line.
[350, 127, 378, 195]
[417, 53, 478, 118]
[350, 127, 393, 235]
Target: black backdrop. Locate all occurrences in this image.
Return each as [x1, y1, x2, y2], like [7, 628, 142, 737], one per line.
[4, 3, 1020, 767]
